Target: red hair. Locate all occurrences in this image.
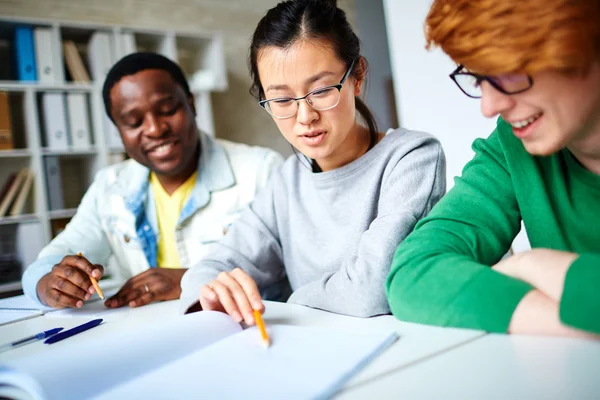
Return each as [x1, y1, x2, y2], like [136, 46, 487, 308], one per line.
[425, 0, 600, 75]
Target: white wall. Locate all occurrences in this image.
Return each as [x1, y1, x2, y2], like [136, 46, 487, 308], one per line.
[382, 0, 496, 188]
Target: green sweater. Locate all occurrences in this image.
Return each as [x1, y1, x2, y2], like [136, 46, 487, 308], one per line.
[386, 118, 600, 334]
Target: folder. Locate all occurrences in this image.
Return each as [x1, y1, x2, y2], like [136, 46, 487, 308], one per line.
[44, 156, 65, 211]
[34, 27, 58, 83]
[120, 32, 137, 55]
[14, 25, 37, 81]
[0, 92, 13, 150]
[41, 93, 69, 150]
[105, 116, 123, 149]
[66, 93, 91, 149]
[88, 32, 113, 82]
[9, 169, 34, 216]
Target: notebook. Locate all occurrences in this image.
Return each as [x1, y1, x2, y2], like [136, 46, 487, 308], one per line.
[0, 310, 398, 400]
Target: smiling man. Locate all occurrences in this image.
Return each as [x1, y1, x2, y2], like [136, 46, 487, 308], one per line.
[22, 52, 283, 309]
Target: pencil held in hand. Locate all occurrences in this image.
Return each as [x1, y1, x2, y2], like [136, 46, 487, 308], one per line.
[253, 309, 270, 348]
[78, 252, 104, 300]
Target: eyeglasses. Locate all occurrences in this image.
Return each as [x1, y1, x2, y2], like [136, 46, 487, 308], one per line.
[449, 65, 534, 99]
[259, 59, 356, 119]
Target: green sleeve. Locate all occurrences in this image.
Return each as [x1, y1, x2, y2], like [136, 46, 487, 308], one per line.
[560, 253, 600, 334]
[386, 125, 532, 333]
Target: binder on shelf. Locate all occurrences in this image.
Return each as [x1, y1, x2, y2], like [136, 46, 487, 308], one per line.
[14, 25, 37, 81]
[105, 116, 123, 149]
[44, 156, 65, 211]
[41, 93, 69, 150]
[88, 32, 113, 82]
[0, 168, 27, 217]
[9, 169, 34, 216]
[62, 40, 90, 83]
[0, 92, 14, 150]
[34, 27, 59, 83]
[120, 32, 137, 56]
[66, 93, 92, 149]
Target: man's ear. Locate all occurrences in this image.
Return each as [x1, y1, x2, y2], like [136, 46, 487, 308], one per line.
[187, 94, 197, 116]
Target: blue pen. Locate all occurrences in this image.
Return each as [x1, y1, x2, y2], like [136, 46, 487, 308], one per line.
[0, 328, 63, 352]
[44, 319, 103, 344]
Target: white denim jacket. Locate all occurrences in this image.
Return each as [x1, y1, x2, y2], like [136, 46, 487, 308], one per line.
[22, 132, 283, 304]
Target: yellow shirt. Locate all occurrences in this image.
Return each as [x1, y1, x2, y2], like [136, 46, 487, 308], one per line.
[150, 171, 197, 268]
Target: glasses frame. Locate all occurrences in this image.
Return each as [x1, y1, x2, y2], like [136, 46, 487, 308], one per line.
[259, 59, 356, 119]
[449, 65, 534, 99]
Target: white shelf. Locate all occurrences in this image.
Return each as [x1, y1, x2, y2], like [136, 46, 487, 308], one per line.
[41, 147, 98, 156]
[0, 281, 22, 293]
[0, 149, 31, 158]
[0, 214, 39, 226]
[0, 81, 94, 91]
[0, 16, 226, 292]
[47, 208, 78, 220]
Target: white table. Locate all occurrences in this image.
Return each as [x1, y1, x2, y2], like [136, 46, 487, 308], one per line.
[0, 300, 482, 393]
[338, 333, 600, 399]
[1, 300, 598, 399]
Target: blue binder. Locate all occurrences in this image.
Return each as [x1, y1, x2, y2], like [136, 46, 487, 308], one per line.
[14, 25, 37, 81]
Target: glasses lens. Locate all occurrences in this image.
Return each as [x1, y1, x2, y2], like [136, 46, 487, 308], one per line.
[306, 86, 340, 111]
[265, 98, 297, 118]
[489, 74, 531, 93]
[454, 74, 482, 98]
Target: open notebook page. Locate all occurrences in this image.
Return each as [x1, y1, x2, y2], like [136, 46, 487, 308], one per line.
[94, 325, 398, 400]
[0, 311, 242, 399]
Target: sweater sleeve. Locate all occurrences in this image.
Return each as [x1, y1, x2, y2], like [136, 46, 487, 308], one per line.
[560, 253, 600, 334]
[179, 172, 286, 314]
[386, 128, 533, 333]
[287, 136, 446, 317]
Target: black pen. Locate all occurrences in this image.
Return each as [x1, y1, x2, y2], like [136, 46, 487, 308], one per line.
[44, 319, 103, 344]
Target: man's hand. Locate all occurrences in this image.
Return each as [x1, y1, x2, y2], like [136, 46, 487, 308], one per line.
[199, 268, 264, 326]
[37, 255, 104, 309]
[105, 268, 187, 308]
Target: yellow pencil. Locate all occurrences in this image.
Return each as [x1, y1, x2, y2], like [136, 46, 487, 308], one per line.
[78, 252, 104, 300]
[253, 309, 270, 348]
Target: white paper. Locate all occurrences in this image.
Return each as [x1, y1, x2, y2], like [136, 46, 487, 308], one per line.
[94, 325, 398, 400]
[0, 311, 242, 399]
[0, 310, 43, 327]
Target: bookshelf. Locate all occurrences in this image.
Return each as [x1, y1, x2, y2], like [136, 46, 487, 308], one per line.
[0, 16, 228, 297]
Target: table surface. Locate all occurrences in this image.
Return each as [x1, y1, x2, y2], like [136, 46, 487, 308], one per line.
[1, 299, 598, 399]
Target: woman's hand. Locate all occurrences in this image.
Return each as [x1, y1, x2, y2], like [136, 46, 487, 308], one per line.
[199, 268, 264, 325]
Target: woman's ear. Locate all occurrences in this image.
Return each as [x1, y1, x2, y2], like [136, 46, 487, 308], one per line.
[352, 56, 367, 96]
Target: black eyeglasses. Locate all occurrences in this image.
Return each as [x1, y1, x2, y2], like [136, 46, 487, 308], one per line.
[259, 59, 356, 119]
[449, 65, 534, 99]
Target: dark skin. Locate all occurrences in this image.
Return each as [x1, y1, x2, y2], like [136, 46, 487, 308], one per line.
[37, 69, 200, 309]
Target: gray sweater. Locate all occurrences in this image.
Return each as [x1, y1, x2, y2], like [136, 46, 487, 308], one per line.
[180, 128, 446, 317]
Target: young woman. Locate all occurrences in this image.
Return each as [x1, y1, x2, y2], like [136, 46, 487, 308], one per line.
[180, 0, 445, 322]
[387, 0, 600, 338]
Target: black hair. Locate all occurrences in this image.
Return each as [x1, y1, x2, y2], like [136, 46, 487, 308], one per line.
[249, 0, 378, 171]
[102, 52, 192, 122]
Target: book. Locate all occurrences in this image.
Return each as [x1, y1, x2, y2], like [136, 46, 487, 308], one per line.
[0, 91, 13, 150]
[13, 25, 37, 81]
[0, 173, 17, 206]
[8, 169, 33, 216]
[62, 40, 90, 83]
[0, 168, 27, 217]
[0, 311, 397, 399]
